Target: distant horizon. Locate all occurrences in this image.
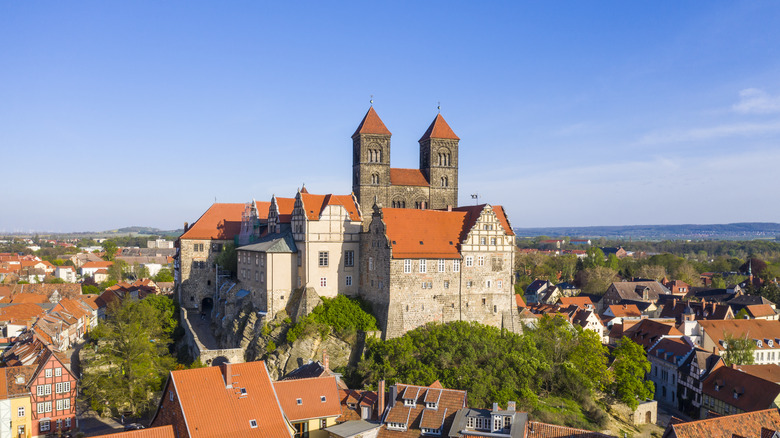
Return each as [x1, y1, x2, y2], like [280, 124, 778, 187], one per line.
[3, 2, 780, 230]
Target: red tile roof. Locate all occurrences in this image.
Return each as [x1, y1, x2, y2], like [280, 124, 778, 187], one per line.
[96, 426, 176, 438]
[379, 383, 466, 438]
[81, 261, 114, 269]
[746, 304, 777, 318]
[274, 376, 342, 422]
[419, 113, 459, 141]
[300, 193, 361, 222]
[9, 293, 48, 304]
[0, 303, 46, 324]
[179, 203, 245, 240]
[702, 366, 780, 413]
[558, 296, 595, 309]
[622, 319, 682, 350]
[662, 408, 780, 438]
[526, 421, 615, 437]
[735, 364, 780, 383]
[254, 201, 271, 220]
[492, 205, 515, 236]
[274, 197, 297, 224]
[382, 208, 467, 259]
[157, 361, 290, 438]
[353, 106, 392, 137]
[390, 168, 429, 187]
[607, 304, 642, 318]
[698, 319, 780, 353]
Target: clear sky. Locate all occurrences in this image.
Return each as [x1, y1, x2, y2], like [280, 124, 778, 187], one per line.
[2, 1, 780, 232]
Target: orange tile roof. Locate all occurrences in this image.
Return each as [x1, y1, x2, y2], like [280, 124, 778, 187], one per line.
[699, 319, 780, 352]
[558, 296, 595, 309]
[81, 261, 114, 269]
[4, 365, 37, 396]
[179, 203, 245, 240]
[735, 364, 780, 383]
[746, 304, 777, 318]
[274, 197, 297, 224]
[492, 205, 515, 236]
[9, 293, 48, 304]
[255, 201, 271, 220]
[662, 408, 780, 438]
[607, 304, 642, 318]
[160, 362, 290, 438]
[382, 208, 467, 259]
[96, 426, 176, 438]
[526, 421, 614, 437]
[419, 113, 459, 141]
[273, 376, 342, 421]
[0, 303, 46, 323]
[379, 383, 466, 438]
[702, 367, 780, 413]
[623, 319, 682, 350]
[516, 294, 526, 308]
[353, 106, 391, 137]
[390, 168, 429, 187]
[300, 193, 361, 222]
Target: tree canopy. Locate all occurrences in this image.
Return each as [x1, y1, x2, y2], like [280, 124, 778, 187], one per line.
[610, 336, 654, 409]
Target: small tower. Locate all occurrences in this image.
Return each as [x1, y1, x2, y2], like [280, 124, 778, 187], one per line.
[419, 113, 459, 209]
[352, 107, 391, 217]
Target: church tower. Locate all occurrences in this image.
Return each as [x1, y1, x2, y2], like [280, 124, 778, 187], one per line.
[352, 107, 391, 212]
[419, 113, 459, 209]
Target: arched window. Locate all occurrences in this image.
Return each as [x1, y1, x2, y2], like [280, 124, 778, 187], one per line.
[371, 174, 379, 185]
[441, 176, 448, 187]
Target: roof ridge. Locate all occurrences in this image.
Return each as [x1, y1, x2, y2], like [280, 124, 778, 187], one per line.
[419, 113, 459, 141]
[353, 107, 391, 137]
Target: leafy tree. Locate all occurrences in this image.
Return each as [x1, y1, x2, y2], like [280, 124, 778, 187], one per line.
[107, 260, 128, 282]
[723, 334, 756, 366]
[215, 243, 237, 277]
[583, 247, 606, 269]
[45, 277, 66, 284]
[579, 266, 618, 295]
[82, 284, 100, 295]
[735, 308, 749, 319]
[636, 264, 667, 281]
[605, 254, 620, 271]
[133, 263, 150, 280]
[758, 281, 780, 305]
[154, 268, 174, 283]
[610, 337, 654, 410]
[674, 262, 702, 287]
[102, 240, 118, 261]
[81, 298, 175, 416]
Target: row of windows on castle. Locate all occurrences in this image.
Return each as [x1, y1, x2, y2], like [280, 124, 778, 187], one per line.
[364, 148, 453, 166]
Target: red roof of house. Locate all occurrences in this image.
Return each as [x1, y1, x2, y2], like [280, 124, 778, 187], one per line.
[274, 197, 296, 224]
[300, 193, 361, 222]
[81, 261, 114, 269]
[160, 362, 290, 438]
[558, 296, 594, 309]
[273, 376, 342, 422]
[390, 168, 429, 187]
[492, 205, 515, 236]
[0, 303, 47, 323]
[254, 201, 271, 220]
[97, 426, 175, 438]
[382, 208, 468, 259]
[353, 106, 391, 137]
[9, 293, 48, 304]
[662, 408, 780, 438]
[702, 367, 780, 413]
[180, 203, 244, 240]
[746, 304, 777, 318]
[419, 113, 459, 141]
[607, 304, 642, 318]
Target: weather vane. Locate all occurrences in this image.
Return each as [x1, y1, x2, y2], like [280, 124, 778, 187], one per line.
[437, 101, 441, 113]
[370, 95, 374, 105]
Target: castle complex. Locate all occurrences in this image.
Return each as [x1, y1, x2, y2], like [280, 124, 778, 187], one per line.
[175, 107, 518, 338]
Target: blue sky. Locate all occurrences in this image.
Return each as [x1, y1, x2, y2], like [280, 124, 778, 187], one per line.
[2, 1, 780, 232]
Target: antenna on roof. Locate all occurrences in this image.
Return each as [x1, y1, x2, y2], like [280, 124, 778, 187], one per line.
[370, 95, 374, 106]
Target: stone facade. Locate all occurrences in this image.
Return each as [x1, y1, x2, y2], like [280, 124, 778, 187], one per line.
[361, 204, 516, 339]
[178, 237, 227, 310]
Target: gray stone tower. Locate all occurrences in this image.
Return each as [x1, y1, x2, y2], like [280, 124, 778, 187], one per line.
[419, 114, 459, 210]
[352, 106, 391, 210]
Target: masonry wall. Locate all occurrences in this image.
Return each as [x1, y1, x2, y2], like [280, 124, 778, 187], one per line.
[179, 238, 230, 309]
[152, 379, 191, 438]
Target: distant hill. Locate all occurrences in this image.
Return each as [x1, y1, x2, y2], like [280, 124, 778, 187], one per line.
[514, 222, 780, 241]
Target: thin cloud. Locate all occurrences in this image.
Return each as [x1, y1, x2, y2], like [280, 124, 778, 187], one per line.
[733, 88, 780, 114]
[639, 119, 780, 144]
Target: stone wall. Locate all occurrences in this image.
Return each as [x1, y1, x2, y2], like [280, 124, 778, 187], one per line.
[178, 238, 231, 309]
[180, 308, 245, 364]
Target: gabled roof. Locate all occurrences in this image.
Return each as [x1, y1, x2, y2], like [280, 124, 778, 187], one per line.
[735, 364, 780, 383]
[608, 281, 670, 302]
[558, 296, 594, 309]
[239, 232, 297, 254]
[746, 304, 777, 318]
[81, 261, 114, 269]
[273, 197, 297, 224]
[606, 304, 642, 318]
[648, 337, 694, 366]
[622, 319, 682, 350]
[254, 201, 272, 220]
[419, 113, 459, 141]
[158, 361, 290, 438]
[179, 203, 244, 240]
[381, 382, 466, 436]
[353, 107, 391, 137]
[662, 408, 780, 438]
[698, 319, 780, 352]
[390, 168, 429, 187]
[526, 421, 615, 437]
[381, 208, 468, 259]
[702, 367, 780, 413]
[300, 193, 361, 222]
[273, 376, 342, 422]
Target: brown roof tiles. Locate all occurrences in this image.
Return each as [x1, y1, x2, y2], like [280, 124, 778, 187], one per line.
[353, 107, 392, 137]
[179, 203, 245, 241]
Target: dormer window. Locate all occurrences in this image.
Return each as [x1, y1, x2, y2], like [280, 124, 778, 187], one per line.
[768, 339, 774, 348]
[240, 388, 247, 395]
[757, 339, 763, 348]
[403, 398, 416, 407]
[425, 402, 438, 409]
[296, 398, 303, 405]
[320, 396, 326, 402]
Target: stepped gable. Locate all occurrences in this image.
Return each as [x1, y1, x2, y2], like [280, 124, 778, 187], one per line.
[353, 106, 391, 137]
[389, 168, 429, 187]
[179, 203, 244, 240]
[419, 113, 459, 141]
[661, 408, 780, 438]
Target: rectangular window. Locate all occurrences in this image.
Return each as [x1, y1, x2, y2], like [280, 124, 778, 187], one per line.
[465, 256, 473, 267]
[419, 260, 427, 273]
[438, 259, 445, 272]
[344, 250, 354, 267]
[369, 257, 374, 271]
[404, 259, 412, 274]
[37, 385, 44, 396]
[255, 254, 259, 265]
[444, 281, 449, 289]
[480, 237, 486, 245]
[44, 384, 51, 395]
[55, 367, 62, 377]
[320, 277, 327, 287]
[40, 420, 50, 432]
[491, 237, 497, 245]
[321, 419, 327, 428]
[37, 403, 45, 414]
[56, 382, 62, 393]
[255, 271, 258, 281]
[17, 407, 24, 417]
[45, 401, 52, 412]
[45, 369, 52, 378]
[65, 418, 71, 428]
[346, 276, 352, 286]
[56, 399, 63, 411]
[498, 280, 503, 289]
[319, 251, 329, 267]
[478, 256, 485, 266]
[453, 259, 460, 272]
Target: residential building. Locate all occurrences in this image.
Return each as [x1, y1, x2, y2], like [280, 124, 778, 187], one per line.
[697, 319, 780, 365]
[742, 304, 778, 320]
[659, 299, 733, 324]
[647, 337, 695, 407]
[1, 366, 33, 438]
[361, 204, 516, 339]
[600, 281, 671, 311]
[98, 425, 176, 438]
[151, 361, 291, 438]
[663, 408, 780, 438]
[379, 382, 466, 436]
[273, 376, 342, 438]
[700, 365, 780, 418]
[622, 319, 683, 351]
[23, 347, 77, 437]
[52, 266, 76, 283]
[448, 402, 527, 437]
[524, 280, 559, 305]
[80, 261, 113, 277]
[677, 348, 724, 418]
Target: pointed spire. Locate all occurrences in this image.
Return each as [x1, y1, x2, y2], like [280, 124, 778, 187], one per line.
[352, 107, 391, 137]
[419, 113, 459, 141]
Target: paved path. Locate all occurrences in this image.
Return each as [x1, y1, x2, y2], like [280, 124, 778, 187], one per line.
[186, 310, 220, 349]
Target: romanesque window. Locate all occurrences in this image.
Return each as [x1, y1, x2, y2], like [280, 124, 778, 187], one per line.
[319, 251, 329, 267]
[453, 259, 460, 272]
[438, 259, 445, 272]
[344, 250, 354, 267]
[438, 149, 451, 166]
[419, 260, 427, 273]
[404, 259, 412, 273]
[440, 176, 448, 187]
[372, 173, 379, 184]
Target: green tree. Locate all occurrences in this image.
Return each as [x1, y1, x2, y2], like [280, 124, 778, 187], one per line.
[580, 266, 618, 295]
[154, 268, 174, 283]
[636, 264, 667, 281]
[610, 337, 654, 410]
[107, 260, 128, 282]
[674, 262, 702, 287]
[133, 263, 150, 280]
[81, 298, 175, 416]
[723, 334, 756, 366]
[45, 277, 66, 284]
[102, 240, 118, 261]
[215, 243, 237, 277]
[735, 308, 749, 319]
[584, 247, 606, 269]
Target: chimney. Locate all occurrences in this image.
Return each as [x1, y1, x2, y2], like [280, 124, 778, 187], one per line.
[492, 402, 499, 412]
[447, 205, 453, 212]
[322, 350, 329, 371]
[507, 401, 516, 412]
[378, 380, 386, 420]
[732, 363, 737, 369]
[713, 346, 717, 354]
[184, 222, 189, 232]
[672, 298, 677, 308]
[220, 362, 233, 388]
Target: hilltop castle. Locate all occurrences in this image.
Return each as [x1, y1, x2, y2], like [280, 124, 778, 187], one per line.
[175, 108, 518, 339]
